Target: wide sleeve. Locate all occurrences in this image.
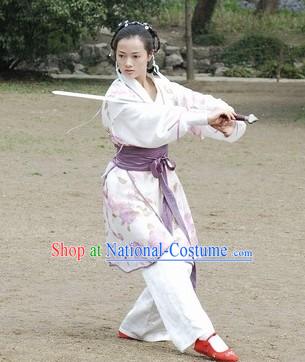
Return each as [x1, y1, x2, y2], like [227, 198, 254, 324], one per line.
[200, 121, 247, 143]
[170, 81, 233, 111]
[168, 81, 246, 143]
[102, 94, 211, 148]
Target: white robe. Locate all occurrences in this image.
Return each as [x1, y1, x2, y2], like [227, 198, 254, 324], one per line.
[101, 72, 246, 272]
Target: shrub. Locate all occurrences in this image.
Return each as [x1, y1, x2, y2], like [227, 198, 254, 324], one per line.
[257, 60, 278, 78]
[223, 66, 256, 77]
[291, 44, 305, 60]
[0, 0, 105, 71]
[220, 33, 290, 67]
[0, 0, 162, 71]
[258, 61, 305, 79]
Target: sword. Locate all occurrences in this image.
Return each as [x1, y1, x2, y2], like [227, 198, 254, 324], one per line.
[52, 90, 143, 104]
[52, 90, 258, 124]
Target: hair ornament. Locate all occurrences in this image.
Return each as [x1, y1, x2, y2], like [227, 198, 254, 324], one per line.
[110, 20, 160, 53]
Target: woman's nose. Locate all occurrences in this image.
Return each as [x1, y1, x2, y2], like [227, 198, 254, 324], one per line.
[125, 58, 133, 67]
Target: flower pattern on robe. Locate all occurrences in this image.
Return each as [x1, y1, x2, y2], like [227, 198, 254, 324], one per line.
[104, 186, 140, 230]
[101, 72, 246, 272]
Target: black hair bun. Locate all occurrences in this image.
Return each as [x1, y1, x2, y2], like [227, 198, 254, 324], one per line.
[110, 20, 160, 53]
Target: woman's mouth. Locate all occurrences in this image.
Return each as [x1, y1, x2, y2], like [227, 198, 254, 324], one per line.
[125, 70, 134, 74]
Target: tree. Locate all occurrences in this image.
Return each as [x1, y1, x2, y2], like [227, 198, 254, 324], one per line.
[185, 0, 194, 81]
[191, 0, 218, 36]
[0, 0, 105, 71]
[100, 0, 162, 31]
[256, 0, 279, 13]
[0, 0, 162, 71]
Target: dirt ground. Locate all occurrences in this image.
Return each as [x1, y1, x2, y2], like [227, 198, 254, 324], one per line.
[1, 80, 305, 362]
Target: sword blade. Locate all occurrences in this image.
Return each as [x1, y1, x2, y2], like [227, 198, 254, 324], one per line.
[52, 91, 258, 124]
[52, 91, 142, 104]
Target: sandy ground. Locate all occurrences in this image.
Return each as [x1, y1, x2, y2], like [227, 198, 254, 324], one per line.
[1, 80, 305, 362]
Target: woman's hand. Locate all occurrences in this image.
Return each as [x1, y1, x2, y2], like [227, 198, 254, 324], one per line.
[215, 119, 236, 137]
[208, 109, 237, 137]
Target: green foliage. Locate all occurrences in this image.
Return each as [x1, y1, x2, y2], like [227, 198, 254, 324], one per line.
[0, 0, 163, 71]
[149, 0, 305, 35]
[218, 33, 305, 79]
[220, 34, 290, 67]
[0, 0, 105, 70]
[193, 32, 225, 46]
[223, 66, 256, 77]
[151, 0, 196, 27]
[221, 0, 242, 12]
[100, 0, 162, 31]
[291, 44, 305, 59]
[213, 2, 305, 36]
[280, 64, 305, 78]
[150, 0, 305, 43]
[256, 60, 279, 78]
[258, 61, 305, 79]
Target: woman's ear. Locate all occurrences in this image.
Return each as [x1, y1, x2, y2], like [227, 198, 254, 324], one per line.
[148, 52, 154, 62]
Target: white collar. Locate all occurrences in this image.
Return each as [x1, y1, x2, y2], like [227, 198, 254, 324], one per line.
[118, 72, 164, 103]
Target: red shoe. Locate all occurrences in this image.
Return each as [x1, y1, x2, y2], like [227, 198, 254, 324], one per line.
[117, 330, 137, 340]
[194, 332, 239, 362]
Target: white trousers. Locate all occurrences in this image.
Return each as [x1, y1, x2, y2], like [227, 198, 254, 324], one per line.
[119, 253, 216, 352]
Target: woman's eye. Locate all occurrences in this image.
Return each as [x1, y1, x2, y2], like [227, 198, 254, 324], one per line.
[118, 54, 124, 58]
[133, 55, 139, 58]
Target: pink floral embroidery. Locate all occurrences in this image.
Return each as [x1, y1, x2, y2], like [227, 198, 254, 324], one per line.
[105, 194, 139, 227]
[108, 84, 139, 101]
[119, 208, 139, 226]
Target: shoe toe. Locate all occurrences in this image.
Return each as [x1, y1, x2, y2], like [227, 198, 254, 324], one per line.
[117, 330, 136, 340]
[194, 338, 239, 362]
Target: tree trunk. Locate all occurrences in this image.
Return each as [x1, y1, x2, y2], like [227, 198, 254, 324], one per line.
[185, 0, 194, 81]
[192, 0, 218, 36]
[256, 0, 279, 13]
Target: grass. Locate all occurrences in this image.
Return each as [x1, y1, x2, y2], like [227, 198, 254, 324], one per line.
[0, 77, 112, 154]
[0, 77, 111, 95]
[150, 0, 305, 47]
[152, 0, 190, 27]
[213, 6, 305, 46]
[295, 105, 305, 122]
[0, 129, 70, 154]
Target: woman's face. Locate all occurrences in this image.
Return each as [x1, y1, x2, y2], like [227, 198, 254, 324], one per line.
[116, 36, 152, 81]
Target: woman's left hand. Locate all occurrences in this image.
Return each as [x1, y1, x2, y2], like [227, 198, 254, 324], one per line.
[212, 118, 236, 137]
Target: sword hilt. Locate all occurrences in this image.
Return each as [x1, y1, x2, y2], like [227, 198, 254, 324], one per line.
[220, 113, 258, 124]
[235, 113, 258, 124]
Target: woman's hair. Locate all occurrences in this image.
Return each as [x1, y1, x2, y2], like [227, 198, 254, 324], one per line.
[110, 20, 161, 73]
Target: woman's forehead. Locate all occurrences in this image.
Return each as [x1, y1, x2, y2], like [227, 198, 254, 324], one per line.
[117, 36, 146, 53]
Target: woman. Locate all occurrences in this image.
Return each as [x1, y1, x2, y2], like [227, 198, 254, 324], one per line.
[101, 20, 246, 362]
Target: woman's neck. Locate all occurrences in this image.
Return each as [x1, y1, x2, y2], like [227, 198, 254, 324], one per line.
[135, 74, 147, 88]
[135, 73, 157, 101]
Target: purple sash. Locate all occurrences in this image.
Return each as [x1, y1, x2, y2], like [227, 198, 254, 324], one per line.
[113, 144, 191, 242]
[111, 144, 197, 289]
